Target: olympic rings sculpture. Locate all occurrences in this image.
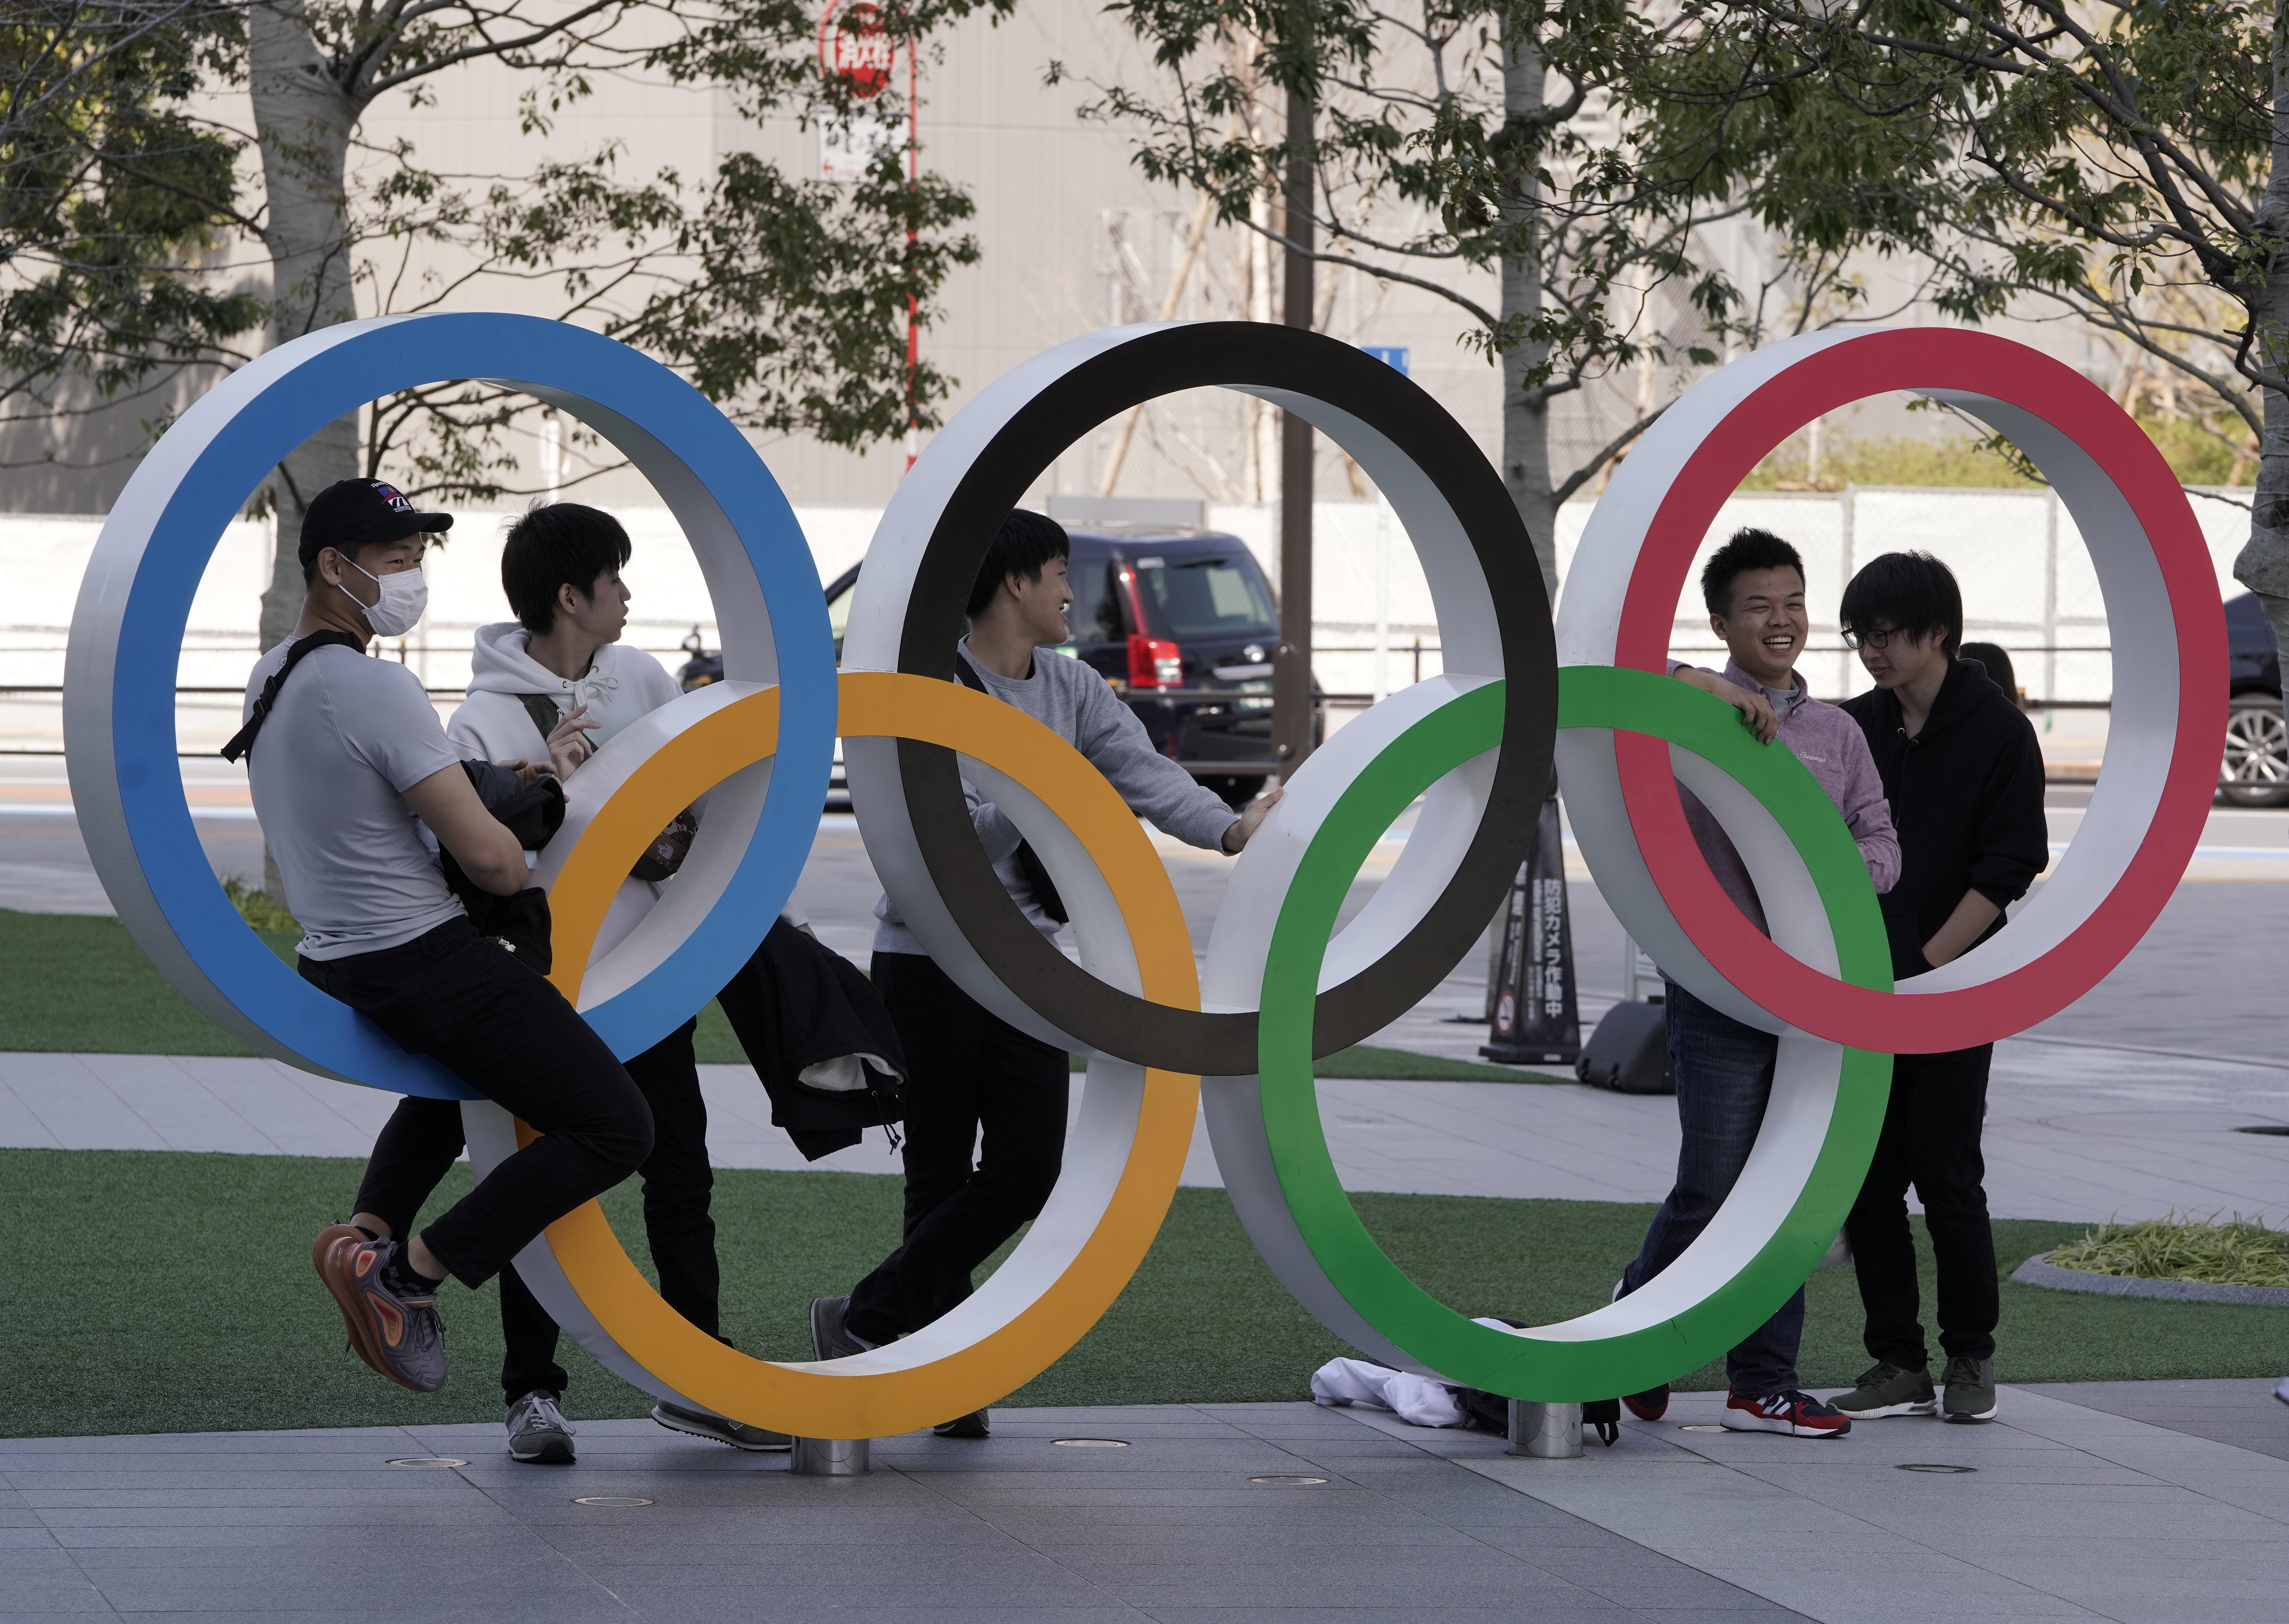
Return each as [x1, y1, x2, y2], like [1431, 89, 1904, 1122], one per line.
[67, 316, 2220, 1434]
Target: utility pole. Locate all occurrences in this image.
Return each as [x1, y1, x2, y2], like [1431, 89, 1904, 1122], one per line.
[1274, 83, 1316, 776]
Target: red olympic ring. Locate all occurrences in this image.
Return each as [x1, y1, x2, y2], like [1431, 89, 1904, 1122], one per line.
[1607, 328, 2224, 1052]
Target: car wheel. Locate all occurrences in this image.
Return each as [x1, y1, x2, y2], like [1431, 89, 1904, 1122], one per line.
[2220, 693, 2289, 807]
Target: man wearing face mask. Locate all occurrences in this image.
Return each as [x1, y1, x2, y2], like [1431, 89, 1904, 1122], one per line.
[232, 478, 654, 1398]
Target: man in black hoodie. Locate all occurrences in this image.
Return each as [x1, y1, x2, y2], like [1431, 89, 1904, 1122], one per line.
[1832, 552, 2048, 1428]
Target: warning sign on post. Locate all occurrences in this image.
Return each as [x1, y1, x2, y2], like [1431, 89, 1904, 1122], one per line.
[820, 114, 899, 182]
[817, 0, 903, 183]
[1481, 792, 1580, 1066]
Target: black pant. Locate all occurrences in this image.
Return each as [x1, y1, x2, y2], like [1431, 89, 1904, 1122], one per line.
[350, 1018, 718, 1404]
[843, 952, 1069, 1346]
[304, 917, 653, 1289]
[1844, 1043, 2000, 1370]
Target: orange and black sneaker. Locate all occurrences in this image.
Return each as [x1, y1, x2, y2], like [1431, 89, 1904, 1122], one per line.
[317, 1235, 447, 1393]
[311, 1224, 384, 1378]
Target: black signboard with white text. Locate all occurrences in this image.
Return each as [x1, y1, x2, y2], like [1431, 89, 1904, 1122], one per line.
[1481, 793, 1580, 1066]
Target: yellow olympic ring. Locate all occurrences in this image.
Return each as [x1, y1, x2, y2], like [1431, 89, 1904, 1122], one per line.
[513, 671, 1200, 1438]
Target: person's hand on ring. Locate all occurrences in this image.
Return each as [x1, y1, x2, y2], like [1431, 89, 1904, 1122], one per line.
[1673, 667, 1778, 744]
[546, 703, 600, 780]
[1222, 787, 1285, 854]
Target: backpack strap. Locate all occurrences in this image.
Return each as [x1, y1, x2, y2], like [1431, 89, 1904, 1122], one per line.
[515, 692, 563, 742]
[949, 652, 1069, 926]
[220, 629, 368, 764]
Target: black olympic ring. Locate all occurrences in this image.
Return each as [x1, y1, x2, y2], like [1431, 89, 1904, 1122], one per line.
[884, 323, 1557, 1076]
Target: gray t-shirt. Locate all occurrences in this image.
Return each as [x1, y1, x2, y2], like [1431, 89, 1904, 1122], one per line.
[243, 642, 467, 960]
[873, 639, 1241, 954]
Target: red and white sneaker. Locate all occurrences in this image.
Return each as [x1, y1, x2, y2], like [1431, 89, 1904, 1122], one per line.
[1721, 1389, 1852, 1437]
[1623, 1384, 1670, 1421]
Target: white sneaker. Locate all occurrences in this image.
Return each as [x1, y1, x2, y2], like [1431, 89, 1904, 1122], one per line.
[506, 1390, 576, 1464]
[2273, 1376, 2287, 1407]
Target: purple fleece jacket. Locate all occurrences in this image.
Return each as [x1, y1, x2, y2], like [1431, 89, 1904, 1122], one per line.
[1669, 660, 1899, 934]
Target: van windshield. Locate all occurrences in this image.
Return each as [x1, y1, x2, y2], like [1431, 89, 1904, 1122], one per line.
[1131, 551, 1277, 642]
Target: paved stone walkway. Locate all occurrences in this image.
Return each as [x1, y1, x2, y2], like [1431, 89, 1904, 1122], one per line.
[6, 1041, 2282, 1225]
[3, 1383, 2280, 1623]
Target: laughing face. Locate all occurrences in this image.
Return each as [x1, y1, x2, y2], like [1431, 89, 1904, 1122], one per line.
[1711, 565, 1809, 691]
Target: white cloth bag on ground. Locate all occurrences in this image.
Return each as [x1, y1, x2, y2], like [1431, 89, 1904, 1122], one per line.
[1308, 1321, 1520, 1428]
[1309, 1359, 1466, 1427]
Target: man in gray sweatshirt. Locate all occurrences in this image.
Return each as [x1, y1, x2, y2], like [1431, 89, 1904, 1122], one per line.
[810, 510, 1279, 1436]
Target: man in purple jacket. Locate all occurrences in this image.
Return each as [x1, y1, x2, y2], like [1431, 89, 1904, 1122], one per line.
[1613, 528, 1900, 1437]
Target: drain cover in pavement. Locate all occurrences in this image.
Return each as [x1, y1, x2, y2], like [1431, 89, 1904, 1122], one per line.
[573, 1496, 655, 1506]
[1053, 1438, 1129, 1447]
[1248, 1475, 1329, 1485]
[385, 1457, 466, 1467]
[1897, 1463, 1977, 1473]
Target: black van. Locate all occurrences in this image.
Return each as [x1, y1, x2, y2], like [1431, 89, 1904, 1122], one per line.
[682, 524, 1317, 808]
[2223, 591, 2288, 806]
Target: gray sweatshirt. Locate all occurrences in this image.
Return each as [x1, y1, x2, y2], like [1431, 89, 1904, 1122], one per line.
[872, 638, 1241, 954]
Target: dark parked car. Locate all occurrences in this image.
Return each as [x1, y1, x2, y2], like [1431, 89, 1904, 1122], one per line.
[681, 524, 1318, 808]
[2222, 592, 2288, 806]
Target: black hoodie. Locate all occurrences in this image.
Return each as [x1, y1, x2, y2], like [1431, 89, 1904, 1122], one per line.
[1840, 659, 2049, 982]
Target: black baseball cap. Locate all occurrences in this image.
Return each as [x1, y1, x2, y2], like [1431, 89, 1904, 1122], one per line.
[297, 478, 453, 570]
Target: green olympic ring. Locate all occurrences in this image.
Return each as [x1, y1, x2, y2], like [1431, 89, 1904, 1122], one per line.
[1254, 665, 1895, 1401]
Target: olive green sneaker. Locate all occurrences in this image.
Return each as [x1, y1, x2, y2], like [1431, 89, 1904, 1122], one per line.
[1941, 1355, 1997, 1423]
[1833, 1361, 1937, 1420]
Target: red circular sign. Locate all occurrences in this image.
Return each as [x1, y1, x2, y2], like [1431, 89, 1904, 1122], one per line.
[819, 0, 895, 98]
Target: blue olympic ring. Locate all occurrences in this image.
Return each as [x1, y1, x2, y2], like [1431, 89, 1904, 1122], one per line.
[64, 314, 835, 1098]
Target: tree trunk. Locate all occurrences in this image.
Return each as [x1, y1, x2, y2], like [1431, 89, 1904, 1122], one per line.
[1276, 85, 1317, 773]
[1498, 16, 1558, 599]
[249, 1, 361, 905]
[249, 0, 361, 655]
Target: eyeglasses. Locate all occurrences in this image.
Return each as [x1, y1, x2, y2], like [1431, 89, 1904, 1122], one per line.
[1841, 626, 1899, 651]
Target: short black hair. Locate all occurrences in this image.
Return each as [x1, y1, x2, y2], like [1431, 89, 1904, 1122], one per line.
[967, 509, 1070, 619]
[1959, 640, 2018, 699]
[501, 502, 633, 635]
[1701, 528, 1806, 618]
[1841, 551, 1963, 658]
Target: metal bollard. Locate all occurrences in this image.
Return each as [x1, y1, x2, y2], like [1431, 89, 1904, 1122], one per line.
[1506, 1400, 1583, 1459]
[790, 1436, 870, 1476]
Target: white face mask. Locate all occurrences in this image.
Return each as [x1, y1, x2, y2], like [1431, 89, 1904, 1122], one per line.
[342, 557, 428, 637]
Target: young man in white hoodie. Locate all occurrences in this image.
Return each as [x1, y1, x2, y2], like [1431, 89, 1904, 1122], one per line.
[422, 502, 786, 1463]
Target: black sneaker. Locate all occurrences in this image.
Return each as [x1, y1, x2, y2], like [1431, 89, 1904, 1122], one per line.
[933, 1410, 990, 1438]
[1834, 1361, 1936, 1420]
[1941, 1355, 1997, 1423]
[809, 1296, 869, 1362]
[652, 1400, 791, 1451]
[506, 1390, 575, 1464]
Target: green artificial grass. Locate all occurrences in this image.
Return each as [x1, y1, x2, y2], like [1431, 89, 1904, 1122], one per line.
[1, 909, 1564, 1084]
[0, 908, 299, 1055]
[2, 1145, 2281, 1441]
[2045, 1213, 2289, 1288]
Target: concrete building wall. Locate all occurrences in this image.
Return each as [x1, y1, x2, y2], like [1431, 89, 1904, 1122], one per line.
[4, 1, 2132, 523]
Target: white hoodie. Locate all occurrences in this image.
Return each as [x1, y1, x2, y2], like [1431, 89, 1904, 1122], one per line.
[448, 622, 687, 962]
[452, 620, 684, 764]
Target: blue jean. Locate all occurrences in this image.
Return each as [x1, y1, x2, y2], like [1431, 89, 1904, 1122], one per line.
[1619, 980, 1806, 1395]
